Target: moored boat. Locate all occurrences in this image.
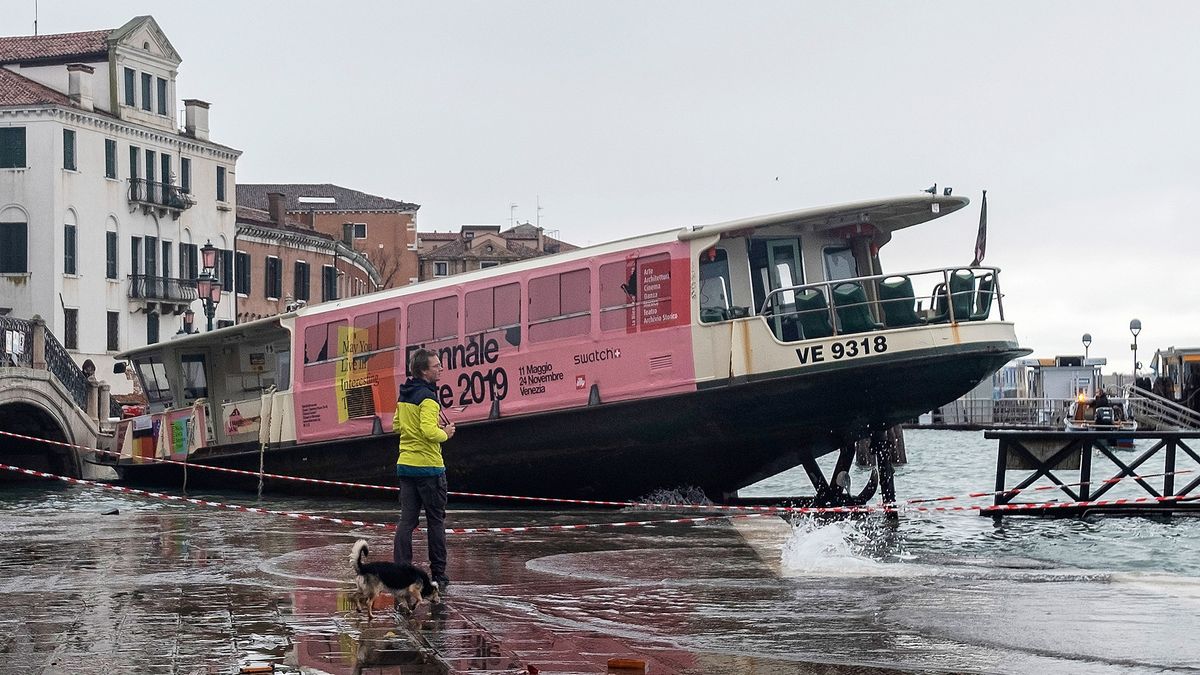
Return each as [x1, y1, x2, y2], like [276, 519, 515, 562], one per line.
[101, 192, 1029, 501]
[1065, 393, 1138, 447]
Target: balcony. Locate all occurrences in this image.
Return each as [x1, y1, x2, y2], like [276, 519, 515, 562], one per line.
[128, 179, 195, 218]
[128, 274, 197, 313]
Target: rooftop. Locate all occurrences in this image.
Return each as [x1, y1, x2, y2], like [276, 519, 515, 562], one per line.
[237, 184, 420, 213]
[0, 68, 71, 106]
[0, 29, 110, 65]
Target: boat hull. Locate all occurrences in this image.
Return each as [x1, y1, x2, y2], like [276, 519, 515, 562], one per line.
[114, 342, 1025, 501]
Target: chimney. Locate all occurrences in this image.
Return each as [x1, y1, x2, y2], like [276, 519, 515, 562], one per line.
[67, 64, 94, 111]
[183, 99, 210, 140]
[267, 192, 286, 227]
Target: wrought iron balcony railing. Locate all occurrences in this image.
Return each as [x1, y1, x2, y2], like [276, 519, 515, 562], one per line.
[128, 178, 195, 213]
[128, 274, 199, 303]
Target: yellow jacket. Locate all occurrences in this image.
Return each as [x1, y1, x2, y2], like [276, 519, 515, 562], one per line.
[393, 378, 448, 472]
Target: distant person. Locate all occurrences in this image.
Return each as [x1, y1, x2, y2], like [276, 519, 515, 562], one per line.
[1092, 387, 1110, 409]
[393, 348, 454, 592]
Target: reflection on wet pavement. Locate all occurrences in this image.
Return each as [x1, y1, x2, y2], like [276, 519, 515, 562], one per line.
[2, 483, 1198, 674]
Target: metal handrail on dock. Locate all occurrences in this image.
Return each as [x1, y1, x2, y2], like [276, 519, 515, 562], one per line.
[1123, 385, 1200, 430]
[982, 429, 1200, 518]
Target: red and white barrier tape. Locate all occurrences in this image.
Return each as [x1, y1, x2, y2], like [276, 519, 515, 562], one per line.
[4, 461, 1197, 526]
[1, 427, 1193, 515]
[0, 462, 783, 533]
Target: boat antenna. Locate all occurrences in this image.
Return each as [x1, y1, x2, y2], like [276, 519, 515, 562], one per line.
[34, 0, 38, 35]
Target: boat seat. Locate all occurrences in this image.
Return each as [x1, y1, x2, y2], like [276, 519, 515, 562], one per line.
[832, 282, 883, 334]
[793, 289, 834, 339]
[700, 307, 729, 323]
[928, 282, 950, 323]
[878, 275, 926, 327]
[948, 269, 975, 322]
[970, 273, 995, 320]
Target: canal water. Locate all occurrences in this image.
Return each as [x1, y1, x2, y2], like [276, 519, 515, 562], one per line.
[1, 429, 1198, 674]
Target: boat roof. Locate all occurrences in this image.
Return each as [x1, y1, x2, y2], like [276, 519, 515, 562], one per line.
[114, 192, 971, 352]
[677, 193, 969, 240]
[117, 312, 294, 360]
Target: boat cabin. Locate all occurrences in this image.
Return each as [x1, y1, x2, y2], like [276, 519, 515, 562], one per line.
[108, 193, 1026, 492]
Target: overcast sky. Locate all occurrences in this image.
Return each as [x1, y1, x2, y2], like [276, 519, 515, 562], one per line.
[7, 2, 1199, 372]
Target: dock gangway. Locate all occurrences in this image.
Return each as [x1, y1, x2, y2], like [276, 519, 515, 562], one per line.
[1124, 386, 1200, 431]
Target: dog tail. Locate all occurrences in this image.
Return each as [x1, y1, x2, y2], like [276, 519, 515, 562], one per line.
[351, 539, 369, 574]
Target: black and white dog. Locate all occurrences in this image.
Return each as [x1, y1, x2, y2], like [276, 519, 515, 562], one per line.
[350, 539, 441, 619]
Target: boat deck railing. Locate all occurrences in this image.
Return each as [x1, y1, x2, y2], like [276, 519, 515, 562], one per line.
[757, 266, 1004, 343]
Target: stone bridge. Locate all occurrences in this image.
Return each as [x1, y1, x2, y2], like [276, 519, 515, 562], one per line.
[0, 316, 112, 479]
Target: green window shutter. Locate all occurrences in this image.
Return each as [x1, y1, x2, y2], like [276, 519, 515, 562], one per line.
[156, 78, 168, 115]
[140, 73, 151, 111]
[106, 232, 118, 279]
[124, 68, 135, 106]
[0, 222, 28, 273]
[105, 139, 117, 178]
[0, 128, 26, 168]
[64, 224, 77, 274]
[181, 158, 191, 193]
[63, 129, 76, 170]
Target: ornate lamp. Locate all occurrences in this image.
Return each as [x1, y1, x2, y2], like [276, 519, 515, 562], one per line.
[196, 240, 222, 331]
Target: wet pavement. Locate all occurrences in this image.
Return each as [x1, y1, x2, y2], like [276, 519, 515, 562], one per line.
[2, 471, 1200, 674]
[0, 484, 911, 675]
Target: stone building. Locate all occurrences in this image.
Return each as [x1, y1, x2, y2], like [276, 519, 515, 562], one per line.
[0, 16, 239, 391]
[417, 223, 576, 280]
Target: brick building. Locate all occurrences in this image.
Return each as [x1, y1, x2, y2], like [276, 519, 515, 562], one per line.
[233, 193, 380, 323]
[237, 184, 419, 290]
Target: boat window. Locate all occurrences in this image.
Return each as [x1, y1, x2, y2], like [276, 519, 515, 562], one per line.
[823, 246, 858, 281]
[407, 296, 460, 373]
[529, 269, 591, 342]
[276, 349, 291, 391]
[749, 239, 803, 312]
[408, 300, 434, 344]
[133, 356, 172, 406]
[352, 307, 403, 355]
[465, 282, 521, 348]
[303, 319, 346, 383]
[181, 354, 208, 400]
[434, 296, 458, 340]
[599, 260, 636, 332]
[699, 247, 732, 323]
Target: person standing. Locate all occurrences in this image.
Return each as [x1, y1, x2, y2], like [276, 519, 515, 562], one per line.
[393, 348, 455, 590]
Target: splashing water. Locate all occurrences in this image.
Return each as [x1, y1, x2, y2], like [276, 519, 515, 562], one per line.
[780, 516, 915, 576]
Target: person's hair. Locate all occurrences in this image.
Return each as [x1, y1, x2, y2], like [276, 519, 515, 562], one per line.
[409, 348, 436, 378]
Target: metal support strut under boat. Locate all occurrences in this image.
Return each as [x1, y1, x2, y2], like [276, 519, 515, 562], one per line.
[870, 428, 898, 520]
[799, 436, 878, 508]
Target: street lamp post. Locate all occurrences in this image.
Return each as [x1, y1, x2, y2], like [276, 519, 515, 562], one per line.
[195, 241, 222, 331]
[1082, 333, 1092, 360]
[1129, 319, 1142, 387]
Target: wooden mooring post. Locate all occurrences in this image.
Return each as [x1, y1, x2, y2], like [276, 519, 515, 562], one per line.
[983, 430, 1200, 519]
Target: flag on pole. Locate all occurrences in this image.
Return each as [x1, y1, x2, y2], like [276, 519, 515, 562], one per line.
[970, 190, 987, 266]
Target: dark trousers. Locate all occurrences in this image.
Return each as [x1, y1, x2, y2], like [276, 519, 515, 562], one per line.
[394, 473, 448, 577]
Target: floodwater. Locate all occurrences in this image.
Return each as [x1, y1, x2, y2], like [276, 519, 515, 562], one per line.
[1, 429, 1198, 674]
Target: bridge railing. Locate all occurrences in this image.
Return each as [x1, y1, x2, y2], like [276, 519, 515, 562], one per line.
[0, 315, 112, 427]
[0, 316, 34, 368]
